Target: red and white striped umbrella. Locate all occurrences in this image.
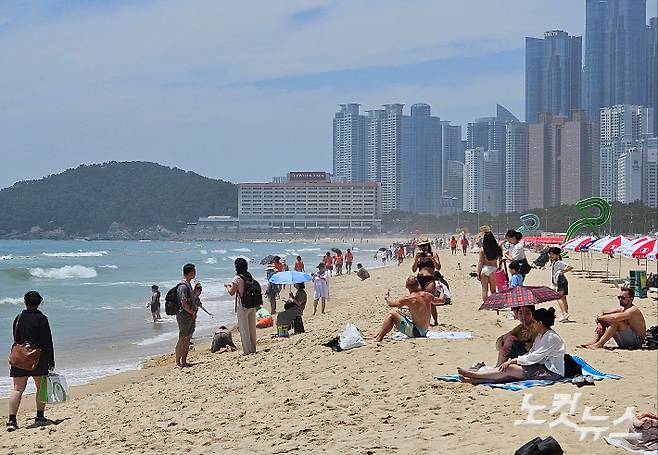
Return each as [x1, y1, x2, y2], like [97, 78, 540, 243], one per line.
[590, 235, 630, 254]
[621, 236, 651, 258]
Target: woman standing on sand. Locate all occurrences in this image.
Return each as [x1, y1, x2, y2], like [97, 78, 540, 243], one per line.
[312, 264, 329, 315]
[477, 230, 503, 302]
[7, 291, 55, 432]
[225, 258, 257, 355]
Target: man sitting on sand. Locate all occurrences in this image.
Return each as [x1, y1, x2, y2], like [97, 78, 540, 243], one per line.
[580, 287, 646, 349]
[356, 263, 370, 281]
[495, 305, 537, 367]
[372, 276, 444, 341]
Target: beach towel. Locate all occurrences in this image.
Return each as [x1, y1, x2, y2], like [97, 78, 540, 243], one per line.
[390, 331, 472, 341]
[604, 436, 657, 455]
[434, 356, 621, 391]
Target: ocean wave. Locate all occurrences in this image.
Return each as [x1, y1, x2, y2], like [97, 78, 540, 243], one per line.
[200, 250, 208, 255]
[210, 249, 227, 254]
[296, 248, 321, 252]
[28, 265, 97, 279]
[0, 297, 23, 305]
[1, 255, 13, 260]
[42, 251, 109, 258]
[98, 265, 118, 269]
[204, 257, 218, 264]
[231, 248, 252, 253]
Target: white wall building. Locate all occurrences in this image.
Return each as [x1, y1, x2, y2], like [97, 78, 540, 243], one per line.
[463, 148, 485, 213]
[617, 148, 643, 204]
[238, 172, 381, 232]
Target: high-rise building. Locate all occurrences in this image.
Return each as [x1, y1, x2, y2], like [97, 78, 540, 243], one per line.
[648, 17, 658, 134]
[366, 109, 386, 183]
[379, 104, 406, 213]
[463, 148, 502, 214]
[467, 105, 519, 210]
[528, 113, 565, 209]
[525, 30, 582, 124]
[599, 105, 654, 201]
[440, 121, 463, 195]
[584, 0, 648, 121]
[445, 160, 464, 211]
[643, 137, 658, 208]
[560, 110, 598, 205]
[400, 103, 442, 214]
[505, 122, 529, 212]
[617, 148, 643, 203]
[333, 104, 367, 182]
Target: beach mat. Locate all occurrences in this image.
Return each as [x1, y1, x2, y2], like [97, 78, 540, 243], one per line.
[603, 436, 657, 455]
[434, 355, 622, 391]
[390, 331, 472, 341]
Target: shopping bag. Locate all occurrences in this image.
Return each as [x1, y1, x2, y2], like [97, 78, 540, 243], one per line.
[37, 372, 69, 404]
[339, 322, 366, 350]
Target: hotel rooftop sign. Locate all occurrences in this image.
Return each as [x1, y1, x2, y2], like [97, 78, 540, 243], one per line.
[288, 171, 329, 182]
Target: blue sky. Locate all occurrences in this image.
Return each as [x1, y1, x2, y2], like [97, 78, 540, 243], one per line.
[0, 0, 656, 187]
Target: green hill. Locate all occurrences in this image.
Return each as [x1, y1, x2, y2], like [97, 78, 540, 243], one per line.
[0, 161, 237, 238]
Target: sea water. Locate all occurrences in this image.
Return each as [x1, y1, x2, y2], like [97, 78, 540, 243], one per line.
[0, 239, 389, 397]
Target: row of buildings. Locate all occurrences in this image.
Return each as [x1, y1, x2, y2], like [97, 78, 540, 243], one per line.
[332, 0, 658, 215]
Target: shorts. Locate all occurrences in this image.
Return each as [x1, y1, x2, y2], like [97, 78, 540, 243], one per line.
[399, 315, 428, 338]
[177, 312, 196, 338]
[613, 326, 644, 349]
[522, 364, 563, 380]
[556, 274, 568, 295]
[481, 265, 497, 277]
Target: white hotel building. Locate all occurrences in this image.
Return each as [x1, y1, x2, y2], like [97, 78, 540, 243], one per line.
[238, 172, 382, 232]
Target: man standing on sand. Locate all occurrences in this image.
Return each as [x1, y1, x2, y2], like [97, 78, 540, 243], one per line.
[345, 249, 353, 274]
[372, 276, 444, 341]
[580, 287, 646, 349]
[175, 264, 198, 368]
[460, 234, 469, 256]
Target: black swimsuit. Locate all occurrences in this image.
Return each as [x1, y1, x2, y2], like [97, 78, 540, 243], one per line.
[417, 256, 435, 290]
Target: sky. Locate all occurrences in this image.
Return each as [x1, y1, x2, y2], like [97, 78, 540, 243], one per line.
[0, 0, 656, 188]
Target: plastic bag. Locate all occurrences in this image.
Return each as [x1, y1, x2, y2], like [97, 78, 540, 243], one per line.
[37, 372, 69, 404]
[339, 322, 366, 350]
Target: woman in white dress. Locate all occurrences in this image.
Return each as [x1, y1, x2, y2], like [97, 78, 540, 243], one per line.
[312, 264, 329, 315]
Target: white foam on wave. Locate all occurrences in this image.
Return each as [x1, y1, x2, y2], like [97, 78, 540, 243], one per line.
[204, 257, 218, 264]
[296, 248, 321, 252]
[232, 248, 252, 253]
[0, 297, 23, 305]
[1, 255, 13, 260]
[98, 265, 118, 269]
[42, 251, 109, 258]
[29, 265, 97, 279]
[210, 249, 227, 254]
[200, 250, 208, 255]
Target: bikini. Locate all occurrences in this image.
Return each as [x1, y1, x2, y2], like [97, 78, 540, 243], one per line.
[417, 255, 435, 290]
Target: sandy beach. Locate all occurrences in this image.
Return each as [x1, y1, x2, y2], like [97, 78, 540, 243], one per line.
[2, 247, 656, 454]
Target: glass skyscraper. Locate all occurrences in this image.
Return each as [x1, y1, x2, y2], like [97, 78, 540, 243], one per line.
[525, 30, 582, 124]
[584, 0, 648, 121]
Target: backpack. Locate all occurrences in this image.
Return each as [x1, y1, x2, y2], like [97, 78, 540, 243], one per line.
[164, 283, 187, 316]
[563, 354, 582, 379]
[534, 252, 549, 268]
[518, 258, 532, 275]
[237, 274, 263, 309]
[514, 436, 563, 455]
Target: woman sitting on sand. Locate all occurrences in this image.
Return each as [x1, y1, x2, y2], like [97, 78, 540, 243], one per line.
[458, 307, 565, 384]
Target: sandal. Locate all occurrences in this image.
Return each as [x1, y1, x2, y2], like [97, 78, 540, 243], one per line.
[6, 421, 18, 432]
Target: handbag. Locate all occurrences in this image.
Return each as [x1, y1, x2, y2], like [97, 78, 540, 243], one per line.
[494, 261, 509, 292]
[8, 315, 42, 371]
[37, 372, 69, 404]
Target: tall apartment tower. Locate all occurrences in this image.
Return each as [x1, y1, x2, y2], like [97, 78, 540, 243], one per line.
[366, 109, 386, 183]
[529, 114, 566, 209]
[445, 160, 464, 211]
[333, 104, 367, 181]
[599, 105, 655, 202]
[643, 137, 658, 208]
[440, 121, 463, 197]
[400, 103, 442, 215]
[648, 17, 658, 134]
[379, 104, 406, 213]
[505, 122, 529, 212]
[525, 30, 582, 124]
[463, 148, 502, 214]
[560, 110, 599, 205]
[584, 0, 648, 121]
[617, 148, 643, 203]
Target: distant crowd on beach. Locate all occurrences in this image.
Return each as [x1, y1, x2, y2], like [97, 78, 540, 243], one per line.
[5, 228, 652, 434]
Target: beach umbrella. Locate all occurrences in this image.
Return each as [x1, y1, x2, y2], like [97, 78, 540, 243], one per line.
[621, 237, 651, 258]
[564, 236, 595, 251]
[260, 255, 276, 265]
[330, 248, 342, 254]
[378, 247, 387, 252]
[629, 238, 657, 260]
[587, 236, 612, 253]
[268, 270, 312, 285]
[479, 286, 563, 311]
[561, 236, 586, 250]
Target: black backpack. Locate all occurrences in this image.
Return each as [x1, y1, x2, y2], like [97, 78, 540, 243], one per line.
[237, 274, 263, 309]
[164, 283, 187, 316]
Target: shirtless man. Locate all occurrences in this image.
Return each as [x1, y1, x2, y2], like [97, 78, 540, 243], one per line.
[580, 287, 646, 349]
[371, 276, 445, 342]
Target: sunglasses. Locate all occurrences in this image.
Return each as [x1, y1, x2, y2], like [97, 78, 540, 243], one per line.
[617, 295, 627, 300]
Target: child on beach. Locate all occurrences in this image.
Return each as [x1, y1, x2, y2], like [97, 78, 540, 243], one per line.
[312, 264, 329, 315]
[508, 261, 524, 288]
[548, 247, 573, 322]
